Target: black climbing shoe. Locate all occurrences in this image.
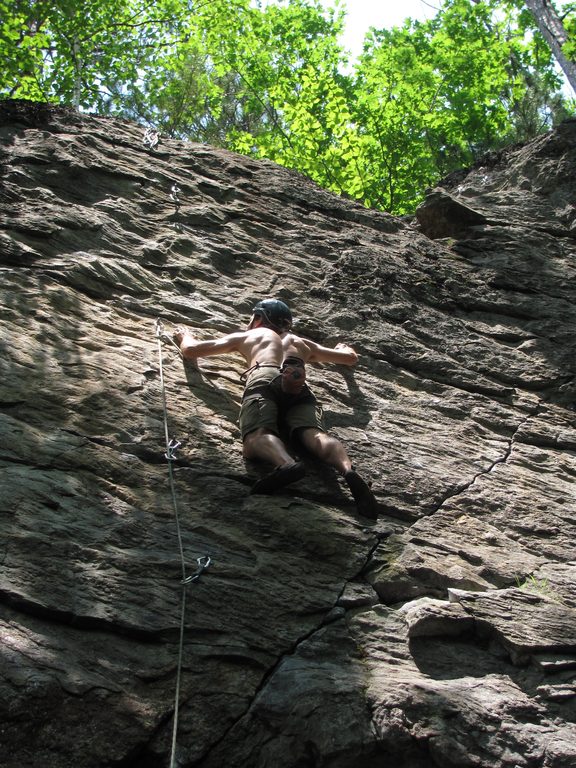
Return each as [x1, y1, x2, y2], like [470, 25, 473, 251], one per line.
[250, 461, 306, 495]
[343, 470, 378, 519]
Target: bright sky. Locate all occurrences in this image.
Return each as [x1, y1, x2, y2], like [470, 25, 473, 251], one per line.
[333, 0, 574, 96]
[334, 0, 438, 58]
[257, 0, 439, 57]
[259, 0, 574, 96]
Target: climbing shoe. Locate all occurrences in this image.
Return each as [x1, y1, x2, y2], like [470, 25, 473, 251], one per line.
[343, 470, 378, 520]
[250, 461, 306, 495]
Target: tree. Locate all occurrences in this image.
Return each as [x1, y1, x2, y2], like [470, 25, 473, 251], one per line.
[133, 0, 347, 145]
[0, 0, 196, 110]
[523, 0, 576, 91]
[205, 0, 572, 213]
[1, 0, 573, 215]
[228, 0, 569, 213]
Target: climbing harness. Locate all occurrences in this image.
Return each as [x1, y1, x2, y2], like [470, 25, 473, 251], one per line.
[154, 318, 211, 768]
[240, 359, 280, 382]
[240, 359, 310, 407]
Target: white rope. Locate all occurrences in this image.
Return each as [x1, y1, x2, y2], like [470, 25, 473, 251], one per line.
[154, 318, 210, 768]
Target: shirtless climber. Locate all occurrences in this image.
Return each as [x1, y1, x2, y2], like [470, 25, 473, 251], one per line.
[173, 298, 378, 519]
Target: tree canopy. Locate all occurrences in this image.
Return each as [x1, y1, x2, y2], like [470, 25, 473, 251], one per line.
[2, 0, 574, 213]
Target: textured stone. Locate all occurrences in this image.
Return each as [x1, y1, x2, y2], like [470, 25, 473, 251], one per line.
[1, 100, 576, 767]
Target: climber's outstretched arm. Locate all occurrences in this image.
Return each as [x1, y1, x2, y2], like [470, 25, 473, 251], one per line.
[304, 339, 358, 366]
[174, 326, 246, 361]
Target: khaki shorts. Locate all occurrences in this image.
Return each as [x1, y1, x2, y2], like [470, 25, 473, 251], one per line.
[239, 366, 325, 439]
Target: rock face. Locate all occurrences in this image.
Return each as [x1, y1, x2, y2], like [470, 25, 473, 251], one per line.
[1, 99, 575, 767]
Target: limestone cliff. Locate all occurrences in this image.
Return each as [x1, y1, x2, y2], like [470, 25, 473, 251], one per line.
[1, 99, 575, 768]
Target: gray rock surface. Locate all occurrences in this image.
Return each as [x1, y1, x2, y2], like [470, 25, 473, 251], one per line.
[1, 100, 575, 767]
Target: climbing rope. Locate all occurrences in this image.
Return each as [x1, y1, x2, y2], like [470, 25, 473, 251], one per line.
[154, 318, 211, 768]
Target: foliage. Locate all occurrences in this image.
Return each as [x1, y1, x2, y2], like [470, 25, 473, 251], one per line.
[1, 0, 195, 109]
[1, 0, 574, 214]
[516, 574, 563, 603]
[131, 0, 347, 146]
[348, 1, 522, 211]
[561, 1, 576, 59]
[230, 0, 571, 213]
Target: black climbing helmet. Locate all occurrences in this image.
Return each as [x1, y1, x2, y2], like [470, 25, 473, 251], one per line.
[252, 298, 293, 331]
